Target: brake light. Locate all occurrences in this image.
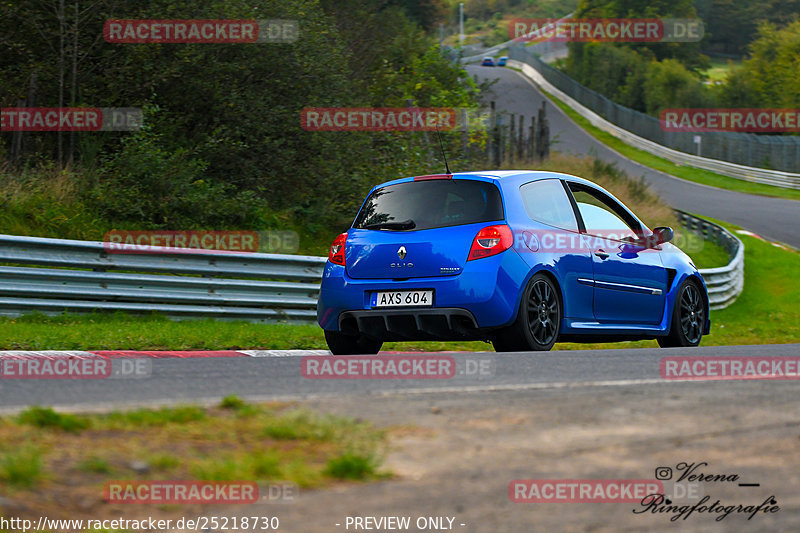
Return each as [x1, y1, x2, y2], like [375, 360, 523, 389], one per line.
[468, 225, 512, 261]
[414, 174, 452, 181]
[329, 232, 348, 265]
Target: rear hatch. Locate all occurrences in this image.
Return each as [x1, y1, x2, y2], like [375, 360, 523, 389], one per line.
[345, 177, 504, 279]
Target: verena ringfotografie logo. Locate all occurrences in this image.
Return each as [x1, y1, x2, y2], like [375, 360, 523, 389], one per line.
[0, 354, 150, 380]
[660, 357, 800, 381]
[300, 108, 456, 132]
[104, 481, 258, 504]
[635, 462, 780, 522]
[1, 108, 141, 131]
[510, 18, 704, 43]
[661, 109, 800, 132]
[509, 479, 664, 503]
[104, 19, 297, 43]
[103, 230, 299, 254]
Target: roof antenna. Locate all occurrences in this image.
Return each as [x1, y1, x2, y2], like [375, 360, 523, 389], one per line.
[434, 124, 452, 175]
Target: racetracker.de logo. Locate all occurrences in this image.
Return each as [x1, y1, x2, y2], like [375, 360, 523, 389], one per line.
[103, 19, 297, 44]
[300, 108, 456, 132]
[302, 355, 456, 379]
[1, 108, 141, 132]
[509, 18, 704, 43]
[0, 355, 150, 380]
[660, 357, 800, 381]
[511, 229, 703, 254]
[103, 230, 259, 254]
[104, 481, 259, 504]
[660, 109, 800, 132]
[510, 479, 664, 503]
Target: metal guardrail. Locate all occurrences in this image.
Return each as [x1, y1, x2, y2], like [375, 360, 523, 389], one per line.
[0, 234, 326, 323]
[674, 211, 744, 310]
[506, 53, 800, 185]
[0, 214, 742, 323]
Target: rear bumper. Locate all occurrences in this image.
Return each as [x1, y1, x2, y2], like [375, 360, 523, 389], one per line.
[317, 249, 531, 338]
[339, 308, 484, 341]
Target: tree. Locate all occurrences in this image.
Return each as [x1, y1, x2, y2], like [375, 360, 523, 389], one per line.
[721, 20, 800, 108]
[1, 0, 482, 230]
[699, 0, 800, 56]
[643, 59, 714, 115]
[571, 0, 708, 70]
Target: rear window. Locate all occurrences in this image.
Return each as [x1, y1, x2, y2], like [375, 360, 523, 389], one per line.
[353, 179, 504, 231]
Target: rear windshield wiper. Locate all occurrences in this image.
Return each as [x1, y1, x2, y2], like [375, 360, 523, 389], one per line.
[363, 219, 416, 230]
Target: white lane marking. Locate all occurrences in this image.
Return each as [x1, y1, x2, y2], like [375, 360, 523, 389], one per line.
[0, 379, 673, 414]
[130, 378, 698, 406]
[238, 350, 330, 357]
[0, 376, 765, 415]
[363, 378, 671, 396]
[0, 351, 99, 359]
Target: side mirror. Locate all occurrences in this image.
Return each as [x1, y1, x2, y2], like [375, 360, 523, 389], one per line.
[651, 226, 674, 246]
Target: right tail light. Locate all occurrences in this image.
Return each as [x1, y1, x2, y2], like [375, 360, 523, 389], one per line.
[328, 232, 348, 265]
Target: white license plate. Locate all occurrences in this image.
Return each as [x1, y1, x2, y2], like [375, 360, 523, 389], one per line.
[371, 290, 433, 308]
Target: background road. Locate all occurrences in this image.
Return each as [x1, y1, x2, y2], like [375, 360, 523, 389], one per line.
[468, 65, 800, 249]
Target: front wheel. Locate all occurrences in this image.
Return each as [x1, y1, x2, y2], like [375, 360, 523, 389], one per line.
[658, 279, 706, 348]
[493, 273, 561, 352]
[324, 330, 382, 355]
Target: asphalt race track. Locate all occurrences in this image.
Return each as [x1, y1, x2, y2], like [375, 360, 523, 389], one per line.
[467, 65, 800, 249]
[1, 344, 798, 410]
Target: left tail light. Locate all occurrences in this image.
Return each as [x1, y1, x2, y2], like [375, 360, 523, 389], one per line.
[329, 232, 348, 265]
[468, 224, 512, 261]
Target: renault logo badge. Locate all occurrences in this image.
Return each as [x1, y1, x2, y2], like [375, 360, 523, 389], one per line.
[397, 246, 407, 260]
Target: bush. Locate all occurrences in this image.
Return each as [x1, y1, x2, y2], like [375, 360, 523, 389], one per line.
[324, 452, 378, 480]
[103, 406, 206, 427]
[17, 407, 90, 433]
[220, 395, 246, 410]
[643, 59, 715, 115]
[0, 447, 43, 488]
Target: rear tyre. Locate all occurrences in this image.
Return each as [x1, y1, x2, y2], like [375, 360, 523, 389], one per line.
[324, 330, 383, 355]
[492, 273, 561, 352]
[657, 279, 706, 348]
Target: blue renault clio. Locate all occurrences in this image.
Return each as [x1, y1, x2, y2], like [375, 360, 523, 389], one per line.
[317, 171, 710, 354]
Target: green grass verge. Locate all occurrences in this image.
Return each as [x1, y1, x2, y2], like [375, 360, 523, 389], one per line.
[684, 216, 800, 346]
[1, 401, 386, 503]
[0, 312, 491, 352]
[536, 84, 800, 202]
[686, 233, 732, 269]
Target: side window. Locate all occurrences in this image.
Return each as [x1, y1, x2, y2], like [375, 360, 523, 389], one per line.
[519, 179, 578, 231]
[569, 187, 640, 240]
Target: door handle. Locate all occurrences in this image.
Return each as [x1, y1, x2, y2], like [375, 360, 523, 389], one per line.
[594, 249, 609, 260]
